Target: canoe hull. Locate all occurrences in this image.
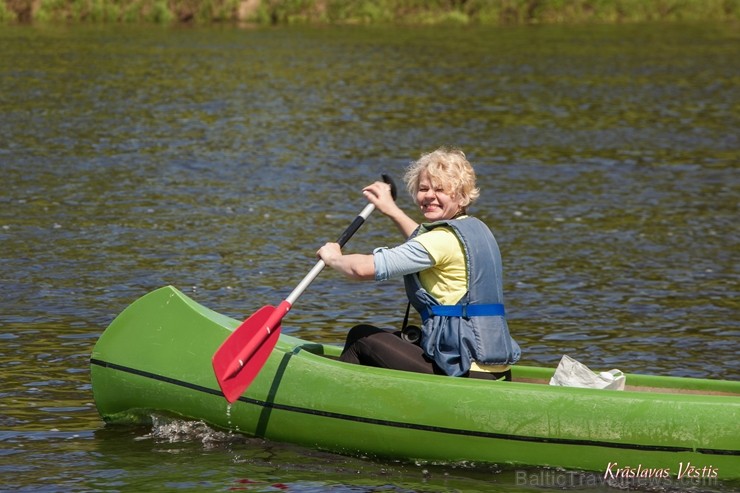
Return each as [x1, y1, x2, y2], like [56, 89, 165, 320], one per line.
[90, 286, 740, 478]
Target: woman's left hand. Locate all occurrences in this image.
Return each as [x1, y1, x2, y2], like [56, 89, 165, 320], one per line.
[363, 180, 419, 239]
[363, 181, 397, 215]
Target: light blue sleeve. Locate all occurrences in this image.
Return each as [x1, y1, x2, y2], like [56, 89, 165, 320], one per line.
[373, 240, 435, 281]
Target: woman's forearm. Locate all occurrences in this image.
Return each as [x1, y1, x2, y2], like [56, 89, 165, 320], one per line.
[326, 253, 376, 280]
[384, 204, 419, 239]
[317, 242, 376, 280]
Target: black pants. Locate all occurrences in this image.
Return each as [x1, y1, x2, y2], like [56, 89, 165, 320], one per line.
[339, 324, 511, 381]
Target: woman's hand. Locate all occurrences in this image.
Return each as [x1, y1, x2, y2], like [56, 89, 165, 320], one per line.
[363, 180, 419, 238]
[316, 242, 342, 268]
[362, 181, 399, 216]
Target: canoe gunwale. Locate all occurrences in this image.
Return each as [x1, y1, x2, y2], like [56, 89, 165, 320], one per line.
[288, 340, 740, 398]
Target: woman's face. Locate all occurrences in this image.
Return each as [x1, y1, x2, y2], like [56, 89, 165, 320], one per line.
[415, 171, 464, 222]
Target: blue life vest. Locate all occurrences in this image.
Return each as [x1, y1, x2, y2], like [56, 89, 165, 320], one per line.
[404, 217, 521, 376]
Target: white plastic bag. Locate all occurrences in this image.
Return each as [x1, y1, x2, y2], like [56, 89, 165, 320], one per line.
[549, 355, 626, 390]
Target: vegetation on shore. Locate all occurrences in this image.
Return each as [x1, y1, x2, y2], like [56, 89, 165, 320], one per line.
[1, 0, 738, 25]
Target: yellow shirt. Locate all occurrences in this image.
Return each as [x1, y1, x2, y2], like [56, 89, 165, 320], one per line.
[413, 225, 510, 374]
[412, 227, 466, 306]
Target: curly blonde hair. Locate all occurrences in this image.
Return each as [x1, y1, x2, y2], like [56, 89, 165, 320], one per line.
[403, 147, 480, 212]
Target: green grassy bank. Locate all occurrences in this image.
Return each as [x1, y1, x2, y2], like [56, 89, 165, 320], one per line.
[1, 0, 738, 25]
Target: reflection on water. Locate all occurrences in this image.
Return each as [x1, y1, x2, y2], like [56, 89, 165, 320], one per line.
[0, 22, 738, 492]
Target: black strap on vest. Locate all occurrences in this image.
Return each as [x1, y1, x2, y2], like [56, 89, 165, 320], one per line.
[401, 302, 411, 330]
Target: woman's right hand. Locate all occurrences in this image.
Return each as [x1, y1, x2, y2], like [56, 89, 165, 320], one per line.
[316, 242, 342, 267]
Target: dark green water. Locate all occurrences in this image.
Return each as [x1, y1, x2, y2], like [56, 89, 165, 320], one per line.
[0, 23, 738, 492]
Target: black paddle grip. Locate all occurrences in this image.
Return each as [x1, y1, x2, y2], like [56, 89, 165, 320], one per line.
[382, 173, 398, 201]
[335, 174, 397, 247]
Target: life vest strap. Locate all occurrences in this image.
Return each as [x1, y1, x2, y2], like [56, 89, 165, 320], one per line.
[422, 303, 505, 321]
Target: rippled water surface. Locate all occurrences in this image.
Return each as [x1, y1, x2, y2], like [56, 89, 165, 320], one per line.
[1, 22, 738, 492]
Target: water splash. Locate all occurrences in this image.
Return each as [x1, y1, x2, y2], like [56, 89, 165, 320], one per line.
[145, 415, 239, 449]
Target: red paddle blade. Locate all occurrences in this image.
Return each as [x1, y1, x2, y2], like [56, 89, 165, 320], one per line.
[212, 305, 282, 403]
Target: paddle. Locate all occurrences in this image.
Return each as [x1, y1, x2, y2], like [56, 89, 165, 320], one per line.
[212, 174, 397, 403]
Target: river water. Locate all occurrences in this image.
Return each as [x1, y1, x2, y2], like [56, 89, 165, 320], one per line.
[0, 22, 738, 492]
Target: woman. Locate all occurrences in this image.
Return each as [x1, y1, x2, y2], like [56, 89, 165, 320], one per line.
[317, 148, 520, 380]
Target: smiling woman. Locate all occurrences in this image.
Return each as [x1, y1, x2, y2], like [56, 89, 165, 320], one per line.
[407, 148, 478, 221]
[317, 148, 520, 380]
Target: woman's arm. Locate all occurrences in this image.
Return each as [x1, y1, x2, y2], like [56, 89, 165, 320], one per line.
[316, 180, 423, 280]
[318, 240, 434, 282]
[316, 242, 375, 280]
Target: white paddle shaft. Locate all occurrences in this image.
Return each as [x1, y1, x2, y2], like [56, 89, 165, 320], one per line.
[285, 202, 377, 306]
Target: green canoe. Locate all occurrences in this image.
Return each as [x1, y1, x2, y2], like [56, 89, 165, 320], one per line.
[90, 286, 740, 479]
